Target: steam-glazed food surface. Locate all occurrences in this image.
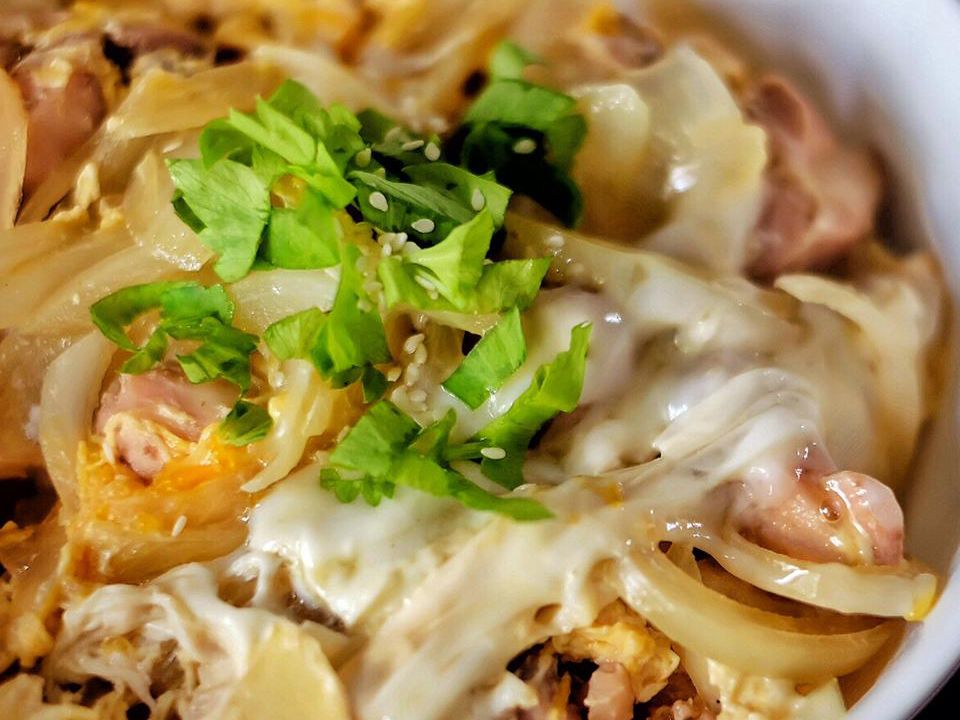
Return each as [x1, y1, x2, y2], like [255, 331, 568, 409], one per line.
[0, 2, 947, 719]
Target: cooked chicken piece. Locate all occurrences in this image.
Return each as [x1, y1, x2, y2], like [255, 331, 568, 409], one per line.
[739, 468, 904, 566]
[584, 662, 634, 720]
[746, 75, 882, 277]
[95, 367, 236, 479]
[11, 39, 115, 196]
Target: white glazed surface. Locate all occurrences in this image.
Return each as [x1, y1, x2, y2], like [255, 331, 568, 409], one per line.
[690, 1, 960, 717]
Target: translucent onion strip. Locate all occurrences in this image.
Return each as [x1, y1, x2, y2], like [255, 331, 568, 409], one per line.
[242, 360, 334, 493]
[110, 62, 286, 140]
[0, 69, 27, 228]
[251, 46, 397, 113]
[693, 530, 937, 620]
[123, 151, 212, 271]
[0, 225, 131, 331]
[230, 269, 339, 335]
[38, 332, 115, 517]
[616, 550, 896, 682]
[0, 217, 84, 277]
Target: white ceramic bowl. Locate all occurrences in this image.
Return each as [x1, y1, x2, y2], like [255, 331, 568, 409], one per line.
[693, 0, 960, 717]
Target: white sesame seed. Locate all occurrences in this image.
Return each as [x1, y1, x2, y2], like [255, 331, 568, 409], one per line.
[381, 242, 393, 257]
[411, 218, 436, 234]
[171, 515, 187, 537]
[512, 138, 537, 154]
[404, 364, 421, 385]
[414, 274, 436, 292]
[480, 447, 507, 460]
[413, 343, 428, 365]
[424, 142, 441, 161]
[409, 389, 428, 404]
[362, 279, 383, 295]
[402, 241, 420, 257]
[471, 188, 486, 211]
[384, 126, 403, 143]
[354, 147, 372, 167]
[395, 232, 409, 243]
[386, 366, 402, 382]
[546, 234, 565, 249]
[369, 191, 389, 212]
[357, 298, 373, 312]
[401, 139, 425, 151]
[403, 333, 426, 355]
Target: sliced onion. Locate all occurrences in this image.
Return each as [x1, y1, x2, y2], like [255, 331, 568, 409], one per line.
[124, 150, 212, 271]
[0, 217, 84, 276]
[110, 62, 286, 140]
[0, 69, 27, 228]
[693, 531, 937, 620]
[230, 268, 339, 335]
[242, 360, 335, 493]
[0, 224, 132, 331]
[616, 550, 896, 682]
[38, 332, 115, 517]
[251, 46, 397, 112]
[23, 243, 187, 336]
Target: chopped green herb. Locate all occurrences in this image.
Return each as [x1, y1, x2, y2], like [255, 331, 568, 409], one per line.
[489, 41, 542, 80]
[165, 317, 259, 391]
[350, 170, 474, 244]
[262, 191, 340, 269]
[220, 400, 273, 446]
[403, 163, 512, 226]
[443, 307, 526, 409]
[402, 211, 493, 307]
[172, 79, 365, 281]
[378, 255, 549, 318]
[262, 245, 389, 390]
[329, 401, 421, 478]
[312, 243, 390, 384]
[90, 281, 258, 391]
[474, 323, 592, 488]
[455, 41, 587, 227]
[167, 158, 271, 282]
[263, 307, 326, 361]
[322, 401, 552, 520]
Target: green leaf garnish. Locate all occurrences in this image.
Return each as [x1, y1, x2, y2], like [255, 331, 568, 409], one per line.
[323, 401, 552, 520]
[329, 401, 421, 478]
[473, 322, 592, 488]
[489, 41, 541, 80]
[219, 400, 273, 446]
[349, 170, 474, 244]
[90, 281, 258, 391]
[167, 158, 271, 282]
[378, 255, 550, 317]
[403, 163, 512, 226]
[262, 191, 340, 269]
[172, 79, 366, 281]
[402, 211, 492, 306]
[443, 307, 526, 409]
[262, 244, 389, 389]
[455, 41, 587, 227]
